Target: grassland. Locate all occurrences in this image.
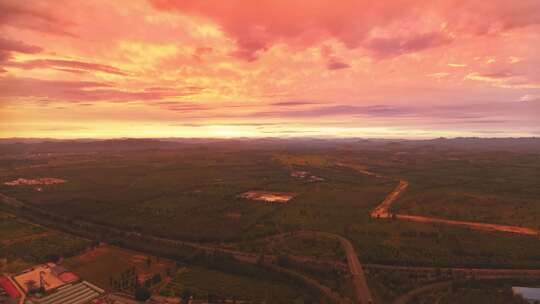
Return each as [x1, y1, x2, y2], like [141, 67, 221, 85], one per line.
[366, 269, 438, 304]
[268, 236, 346, 261]
[0, 212, 45, 241]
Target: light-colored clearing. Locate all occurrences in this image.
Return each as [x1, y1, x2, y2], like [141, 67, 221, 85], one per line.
[4, 178, 66, 186]
[240, 191, 295, 203]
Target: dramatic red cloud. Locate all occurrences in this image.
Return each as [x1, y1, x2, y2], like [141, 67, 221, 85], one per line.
[149, 0, 540, 60]
[0, 0, 539, 138]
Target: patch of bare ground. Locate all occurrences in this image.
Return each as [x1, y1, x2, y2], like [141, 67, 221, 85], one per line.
[239, 191, 296, 203]
[4, 177, 67, 186]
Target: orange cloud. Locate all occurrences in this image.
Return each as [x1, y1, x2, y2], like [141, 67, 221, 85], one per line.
[0, 0, 539, 138]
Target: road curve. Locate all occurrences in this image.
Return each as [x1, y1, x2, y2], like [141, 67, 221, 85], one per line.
[253, 230, 374, 304]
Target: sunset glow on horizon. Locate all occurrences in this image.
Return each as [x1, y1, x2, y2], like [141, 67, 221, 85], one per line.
[1, 0, 539, 139]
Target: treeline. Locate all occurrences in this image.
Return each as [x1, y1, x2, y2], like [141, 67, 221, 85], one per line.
[0, 236, 98, 265]
[0, 202, 324, 301]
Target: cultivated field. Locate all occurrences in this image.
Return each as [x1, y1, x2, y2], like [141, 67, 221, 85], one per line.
[63, 245, 176, 291]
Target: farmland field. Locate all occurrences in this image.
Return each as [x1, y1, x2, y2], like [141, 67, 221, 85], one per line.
[63, 244, 176, 291]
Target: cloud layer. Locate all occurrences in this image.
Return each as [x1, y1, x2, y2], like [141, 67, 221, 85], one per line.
[0, 0, 539, 138]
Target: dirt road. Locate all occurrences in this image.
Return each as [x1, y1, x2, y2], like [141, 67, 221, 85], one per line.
[367, 176, 539, 237]
[370, 180, 408, 218]
[339, 236, 374, 304]
[395, 214, 539, 236]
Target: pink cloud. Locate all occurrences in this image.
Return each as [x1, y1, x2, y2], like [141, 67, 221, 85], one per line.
[320, 44, 350, 70]
[149, 0, 540, 60]
[0, 77, 203, 103]
[0, 37, 43, 68]
[365, 32, 453, 58]
[327, 60, 351, 70]
[149, 0, 426, 60]
[0, 2, 77, 37]
[5, 59, 128, 76]
[0, 37, 42, 54]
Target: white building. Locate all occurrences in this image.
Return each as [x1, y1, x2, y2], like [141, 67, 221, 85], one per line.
[512, 287, 540, 304]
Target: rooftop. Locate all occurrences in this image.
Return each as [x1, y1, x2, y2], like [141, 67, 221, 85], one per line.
[13, 263, 79, 294]
[33, 281, 104, 304]
[512, 287, 540, 302]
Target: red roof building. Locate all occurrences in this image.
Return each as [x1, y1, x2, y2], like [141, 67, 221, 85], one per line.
[0, 276, 21, 299]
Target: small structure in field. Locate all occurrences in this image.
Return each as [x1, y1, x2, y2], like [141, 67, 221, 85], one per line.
[291, 171, 324, 182]
[240, 191, 296, 203]
[291, 171, 309, 178]
[4, 178, 66, 186]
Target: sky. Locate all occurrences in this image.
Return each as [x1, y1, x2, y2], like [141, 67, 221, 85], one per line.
[1, 0, 539, 139]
